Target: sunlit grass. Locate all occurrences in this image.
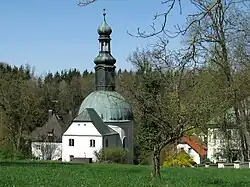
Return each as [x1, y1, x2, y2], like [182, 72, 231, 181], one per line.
[0, 161, 250, 187]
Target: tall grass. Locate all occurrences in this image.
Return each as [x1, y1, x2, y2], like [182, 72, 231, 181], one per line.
[0, 161, 250, 187]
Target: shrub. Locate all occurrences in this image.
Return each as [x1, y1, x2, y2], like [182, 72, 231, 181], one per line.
[94, 148, 128, 164]
[138, 154, 152, 165]
[0, 149, 13, 160]
[163, 150, 194, 167]
[201, 157, 211, 164]
[0, 148, 26, 160]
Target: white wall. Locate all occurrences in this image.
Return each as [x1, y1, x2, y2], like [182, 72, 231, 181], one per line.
[62, 122, 102, 162]
[31, 142, 62, 160]
[207, 128, 220, 163]
[64, 122, 101, 136]
[62, 135, 102, 162]
[177, 143, 201, 164]
[207, 128, 241, 163]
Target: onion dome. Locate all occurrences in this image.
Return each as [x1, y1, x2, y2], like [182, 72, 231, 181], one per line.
[97, 10, 112, 36]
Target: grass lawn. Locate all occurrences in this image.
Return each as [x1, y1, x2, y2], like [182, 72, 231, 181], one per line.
[0, 161, 250, 187]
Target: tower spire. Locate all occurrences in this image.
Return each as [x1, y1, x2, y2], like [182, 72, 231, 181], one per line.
[94, 10, 116, 91]
[103, 8, 106, 20]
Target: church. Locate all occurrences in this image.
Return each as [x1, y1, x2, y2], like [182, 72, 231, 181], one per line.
[31, 11, 134, 163]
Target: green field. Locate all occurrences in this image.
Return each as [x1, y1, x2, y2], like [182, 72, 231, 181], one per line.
[0, 162, 250, 187]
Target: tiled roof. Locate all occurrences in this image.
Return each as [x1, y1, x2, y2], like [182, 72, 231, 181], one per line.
[72, 108, 118, 135]
[183, 136, 207, 157]
[31, 111, 72, 142]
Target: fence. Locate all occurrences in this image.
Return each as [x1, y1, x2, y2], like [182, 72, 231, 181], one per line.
[195, 161, 250, 169]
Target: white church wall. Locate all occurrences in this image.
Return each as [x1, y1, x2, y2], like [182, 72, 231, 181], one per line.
[31, 142, 62, 160]
[62, 122, 102, 162]
[177, 143, 201, 164]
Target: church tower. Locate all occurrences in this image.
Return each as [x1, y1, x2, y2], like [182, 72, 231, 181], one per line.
[94, 10, 116, 91]
[78, 10, 134, 163]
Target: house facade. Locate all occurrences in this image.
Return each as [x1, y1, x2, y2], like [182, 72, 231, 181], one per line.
[30, 109, 72, 160]
[205, 104, 244, 163]
[62, 108, 121, 162]
[31, 142, 62, 160]
[177, 136, 207, 164]
[207, 127, 241, 163]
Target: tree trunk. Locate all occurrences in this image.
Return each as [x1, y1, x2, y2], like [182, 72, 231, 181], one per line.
[151, 153, 156, 177]
[238, 103, 250, 161]
[154, 152, 161, 178]
[151, 147, 161, 178]
[234, 104, 250, 161]
[15, 123, 24, 156]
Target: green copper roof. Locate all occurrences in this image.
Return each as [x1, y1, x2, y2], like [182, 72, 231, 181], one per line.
[94, 52, 116, 65]
[78, 91, 132, 122]
[97, 11, 112, 36]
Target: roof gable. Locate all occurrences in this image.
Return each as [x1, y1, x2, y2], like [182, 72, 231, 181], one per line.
[73, 108, 118, 135]
[183, 136, 207, 157]
[73, 109, 92, 122]
[31, 112, 68, 142]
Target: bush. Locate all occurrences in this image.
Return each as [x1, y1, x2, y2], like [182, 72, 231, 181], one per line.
[201, 157, 211, 164]
[0, 149, 13, 160]
[163, 150, 194, 167]
[94, 148, 128, 164]
[0, 149, 27, 160]
[136, 153, 152, 165]
[0, 147, 29, 161]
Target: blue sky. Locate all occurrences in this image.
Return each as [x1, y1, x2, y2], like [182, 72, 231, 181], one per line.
[0, 0, 195, 76]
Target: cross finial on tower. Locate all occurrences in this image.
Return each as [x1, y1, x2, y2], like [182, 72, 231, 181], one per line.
[103, 8, 106, 20]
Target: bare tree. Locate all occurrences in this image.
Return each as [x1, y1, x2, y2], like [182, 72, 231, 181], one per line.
[119, 39, 213, 177]
[40, 142, 61, 160]
[181, 0, 250, 161]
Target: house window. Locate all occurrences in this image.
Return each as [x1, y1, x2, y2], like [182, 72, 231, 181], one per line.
[105, 139, 108, 147]
[90, 139, 95, 147]
[69, 139, 74, 146]
[69, 155, 74, 161]
[213, 130, 217, 139]
[35, 144, 41, 150]
[188, 148, 192, 154]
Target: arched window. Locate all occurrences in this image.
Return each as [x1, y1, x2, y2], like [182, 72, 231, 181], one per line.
[122, 137, 127, 149]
